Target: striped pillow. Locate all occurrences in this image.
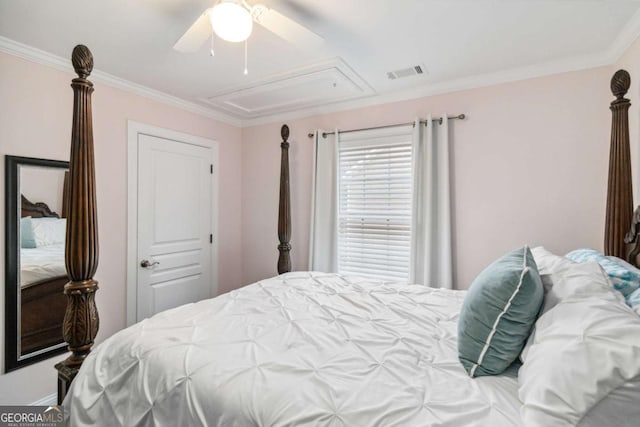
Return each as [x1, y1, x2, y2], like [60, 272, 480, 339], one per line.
[458, 246, 544, 377]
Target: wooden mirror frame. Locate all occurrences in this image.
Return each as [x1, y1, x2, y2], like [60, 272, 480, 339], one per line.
[4, 155, 69, 372]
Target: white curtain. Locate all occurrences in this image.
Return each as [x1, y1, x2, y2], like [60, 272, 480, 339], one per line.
[308, 129, 339, 272]
[410, 115, 453, 288]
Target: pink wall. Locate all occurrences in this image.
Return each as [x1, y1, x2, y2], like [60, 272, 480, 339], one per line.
[1, 37, 639, 405]
[242, 66, 618, 288]
[0, 52, 243, 404]
[20, 167, 66, 214]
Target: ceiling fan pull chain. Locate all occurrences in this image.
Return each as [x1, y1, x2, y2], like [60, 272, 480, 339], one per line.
[244, 39, 248, 75]
[210, 34, 215, 57]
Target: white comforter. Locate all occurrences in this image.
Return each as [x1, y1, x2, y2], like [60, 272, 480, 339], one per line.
[20, 244, 66, 287]
[65, 272, 521, 426]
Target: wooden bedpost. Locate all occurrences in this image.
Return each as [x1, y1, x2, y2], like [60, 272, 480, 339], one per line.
[55, 45, 100, 404]
[277, 124, 292, 274]
[605, 69, 633, 259]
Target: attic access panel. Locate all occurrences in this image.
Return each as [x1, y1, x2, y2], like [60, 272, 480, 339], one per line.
[203, 58, 375, 118]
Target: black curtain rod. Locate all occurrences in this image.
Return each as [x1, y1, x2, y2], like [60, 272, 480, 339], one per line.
[306, 114, 466, 138]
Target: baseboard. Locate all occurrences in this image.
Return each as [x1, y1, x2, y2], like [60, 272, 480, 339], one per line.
[30, 393, 57, 406]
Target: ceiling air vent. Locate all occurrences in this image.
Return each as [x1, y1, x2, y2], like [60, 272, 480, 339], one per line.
[387, 64, 427, 80]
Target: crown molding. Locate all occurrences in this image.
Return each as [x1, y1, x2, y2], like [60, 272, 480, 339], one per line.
[3, 4, 640, 131]
[241, 10, 640, 127]
[240, 51, 612, 127]
[605, 6, 640, 64]
[0, 36, 242, 127]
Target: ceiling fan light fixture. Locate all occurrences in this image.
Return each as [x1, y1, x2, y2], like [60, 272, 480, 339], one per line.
[209, 1, 253, 43]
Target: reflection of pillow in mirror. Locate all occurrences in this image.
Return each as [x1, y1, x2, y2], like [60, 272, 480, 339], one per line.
[32, 217, 66, 247]
[20, 216, 37, 248]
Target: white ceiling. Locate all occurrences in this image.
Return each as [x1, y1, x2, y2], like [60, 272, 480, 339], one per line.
[1, 0, 640, 126]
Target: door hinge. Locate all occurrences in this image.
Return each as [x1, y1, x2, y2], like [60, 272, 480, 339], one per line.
[210, 164, 213, 174]
[210, 234, 213, 244]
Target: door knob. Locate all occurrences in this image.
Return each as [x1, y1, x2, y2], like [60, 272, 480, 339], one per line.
[140, 259, 160, 268]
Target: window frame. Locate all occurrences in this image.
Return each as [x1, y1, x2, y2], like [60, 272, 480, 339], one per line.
[336, 126, 415, 282]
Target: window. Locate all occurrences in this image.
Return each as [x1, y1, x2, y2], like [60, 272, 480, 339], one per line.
[337, 130, 414, 281]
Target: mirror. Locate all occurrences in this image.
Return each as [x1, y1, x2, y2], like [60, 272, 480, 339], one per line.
[5, 155, 69, 372]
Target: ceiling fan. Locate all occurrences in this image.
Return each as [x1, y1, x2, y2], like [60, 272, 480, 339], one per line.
[173, 0, 324, 54]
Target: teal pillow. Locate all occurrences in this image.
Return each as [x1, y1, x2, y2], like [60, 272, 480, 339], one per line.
[20, 216, 37, 249]
[458, 246, 544, 377]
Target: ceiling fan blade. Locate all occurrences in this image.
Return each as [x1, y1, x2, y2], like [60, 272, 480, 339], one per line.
[173, 11, 212, 53]
[252, 5, 323, 48]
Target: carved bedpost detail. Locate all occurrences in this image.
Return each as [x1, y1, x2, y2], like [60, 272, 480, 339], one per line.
[625, 206, 640, 267]
[55, 45, 100, 404]
[605, 70, 633, 259]
[277, 124, 292, 274]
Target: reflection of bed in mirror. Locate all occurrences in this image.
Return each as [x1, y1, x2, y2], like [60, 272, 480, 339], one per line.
[19, 193, 68, 355]
[5, 155, 69, 371]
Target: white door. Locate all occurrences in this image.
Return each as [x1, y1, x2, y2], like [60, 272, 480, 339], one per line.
[136, 134, 213, 321]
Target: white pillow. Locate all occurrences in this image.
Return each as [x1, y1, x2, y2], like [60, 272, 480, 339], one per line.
[521, 247, 577, 362]
[531, 247, 576, 311]
[519, 262, 640, 426]
[31, 217, 66, 247]
[531, 246, 574, 276]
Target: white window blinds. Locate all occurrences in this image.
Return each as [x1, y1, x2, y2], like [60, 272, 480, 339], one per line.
[338, 127, 414, 282]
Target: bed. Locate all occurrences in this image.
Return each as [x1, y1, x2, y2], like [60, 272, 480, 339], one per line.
[67, 273, 523, 426]
[19, 195, 68, 355]
[21, 244, 66, 289]
[55, 46, 640, 426]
